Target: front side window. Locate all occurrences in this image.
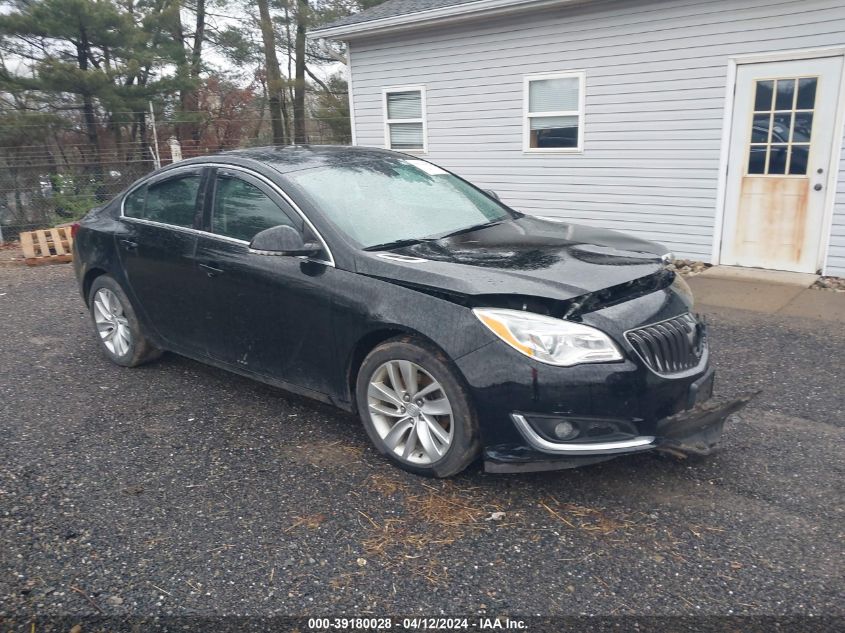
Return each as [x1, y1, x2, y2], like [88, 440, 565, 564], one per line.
[130, 174, 201, 228]
[212, 175, 297, 242]
[286, 157, 515, 249]
[384, 87, 426, 151]
[524, 72, 584, 152]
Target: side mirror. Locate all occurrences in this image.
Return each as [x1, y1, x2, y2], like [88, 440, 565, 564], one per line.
[485, 189, 501, 201]
[250, 225, 321, 256]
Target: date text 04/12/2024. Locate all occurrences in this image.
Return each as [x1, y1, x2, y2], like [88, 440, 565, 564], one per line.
[306, 617, 528, 630]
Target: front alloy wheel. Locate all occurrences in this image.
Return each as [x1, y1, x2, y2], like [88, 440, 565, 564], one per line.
[356, 337, 480, 477]
[368, 360, 454, 465]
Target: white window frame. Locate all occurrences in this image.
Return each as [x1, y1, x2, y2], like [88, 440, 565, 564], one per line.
[383, 85, 428, 153]
[523, 71, 586, 154]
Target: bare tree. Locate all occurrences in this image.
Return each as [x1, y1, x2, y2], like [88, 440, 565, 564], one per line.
[257, 0, 288, 145]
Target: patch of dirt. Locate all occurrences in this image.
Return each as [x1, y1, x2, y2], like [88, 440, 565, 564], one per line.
[278, 441, 364, 468]
[0, 240, 24, 265]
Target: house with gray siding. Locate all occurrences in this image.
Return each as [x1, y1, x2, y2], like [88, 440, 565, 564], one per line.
[310, 0, 845, 275]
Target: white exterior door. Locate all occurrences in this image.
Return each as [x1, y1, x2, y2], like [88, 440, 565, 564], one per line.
[721, 56, 843, 273]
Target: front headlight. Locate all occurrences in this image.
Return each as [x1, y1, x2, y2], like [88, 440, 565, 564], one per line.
[473, 308, 623, 367]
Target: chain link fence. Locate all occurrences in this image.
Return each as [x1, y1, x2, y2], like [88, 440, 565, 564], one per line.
[0, 110, 349, 243]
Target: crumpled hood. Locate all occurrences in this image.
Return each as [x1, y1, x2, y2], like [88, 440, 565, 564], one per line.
[354, 216, 668, 301]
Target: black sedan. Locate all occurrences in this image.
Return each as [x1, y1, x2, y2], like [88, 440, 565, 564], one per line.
[73, 146, 747, 477]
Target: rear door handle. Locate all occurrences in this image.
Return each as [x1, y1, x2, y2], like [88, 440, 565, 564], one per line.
[199, 262, 224, 277]
[120, 239, 138, 251]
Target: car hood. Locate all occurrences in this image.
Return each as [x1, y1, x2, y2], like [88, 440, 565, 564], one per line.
[354, 216, 668, 302]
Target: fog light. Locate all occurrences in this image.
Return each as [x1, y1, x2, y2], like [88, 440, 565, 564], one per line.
[554, 421, 576, 439]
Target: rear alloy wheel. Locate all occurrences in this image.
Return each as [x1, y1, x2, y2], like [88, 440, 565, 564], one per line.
[357, 338, 480, 477]
[93, 288, 132, 357]
[88, 275, 162, 367]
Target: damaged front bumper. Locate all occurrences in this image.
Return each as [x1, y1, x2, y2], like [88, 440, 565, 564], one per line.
[484, 393, 754, 473]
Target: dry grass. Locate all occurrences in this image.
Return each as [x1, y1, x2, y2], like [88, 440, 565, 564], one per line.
[366, 473, 407, 497]
[284, 513, 327, 533]
[541, 498, 651, 537]
[358, 480, 497, 584]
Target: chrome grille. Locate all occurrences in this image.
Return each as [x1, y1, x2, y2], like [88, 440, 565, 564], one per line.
[626, 313, 706, 374]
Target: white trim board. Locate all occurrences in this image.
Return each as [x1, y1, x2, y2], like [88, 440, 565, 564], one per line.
[711, 46, 845, 275]
[347, 45, 357, 146]
[308, 0, 591, 40]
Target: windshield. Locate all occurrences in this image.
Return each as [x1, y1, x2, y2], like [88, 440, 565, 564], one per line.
[285, 158, 516, 249]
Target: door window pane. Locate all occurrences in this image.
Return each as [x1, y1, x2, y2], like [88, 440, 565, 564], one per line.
[796, 78, 817, 109]
[768, 146, 788, 174]
[788, 145, 809, 175]
[792, 112, 813, 142]
[754, 80, 773, 111]
[747, 147, 766, 174]
[751, 114, 770, 142]
[212, 176, 296, 242]
[775, 79, 795, 110]
[771, 113, 792, 143]
[144, 175, 201, 227]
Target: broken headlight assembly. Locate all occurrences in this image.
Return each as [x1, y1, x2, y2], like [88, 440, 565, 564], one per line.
[473, 308, 623, 367]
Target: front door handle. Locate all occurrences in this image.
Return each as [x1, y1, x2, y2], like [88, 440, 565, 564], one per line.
[199, 262, 224, 277]
[120, 239, 138, 251]
[814, 183, 823, 191]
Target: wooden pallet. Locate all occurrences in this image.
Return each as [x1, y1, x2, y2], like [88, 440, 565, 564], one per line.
[20, 226, 74, 266]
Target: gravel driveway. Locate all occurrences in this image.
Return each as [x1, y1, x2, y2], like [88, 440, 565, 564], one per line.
[1, 265, 842, 626]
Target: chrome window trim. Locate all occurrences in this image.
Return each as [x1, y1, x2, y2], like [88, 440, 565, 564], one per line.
[511, 414, 655, 455]
[119, 162, 336, 267]
[121, 216, 247, 244]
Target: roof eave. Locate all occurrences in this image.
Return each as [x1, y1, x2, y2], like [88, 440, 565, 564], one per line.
[308, 0, 586, 40]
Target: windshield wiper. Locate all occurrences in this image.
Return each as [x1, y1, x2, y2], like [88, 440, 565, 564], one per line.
[363, 237, 437, 252]
[432, 219, 507, 240]
[363, 219, 508, 252]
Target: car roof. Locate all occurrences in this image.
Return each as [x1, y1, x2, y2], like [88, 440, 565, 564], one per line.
[193, 144, 410, 174]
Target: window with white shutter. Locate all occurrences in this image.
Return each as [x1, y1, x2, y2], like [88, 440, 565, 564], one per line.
[383, 86, 426, 152]
[524, 72, 585, 152]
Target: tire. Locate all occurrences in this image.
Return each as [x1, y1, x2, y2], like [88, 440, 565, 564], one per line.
[88, 275, 162, 367]
[355, 336, 481, 477]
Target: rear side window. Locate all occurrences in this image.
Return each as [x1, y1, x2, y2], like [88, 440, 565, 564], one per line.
[125, 175, 201, 228]
[212, 176, 298, 241]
